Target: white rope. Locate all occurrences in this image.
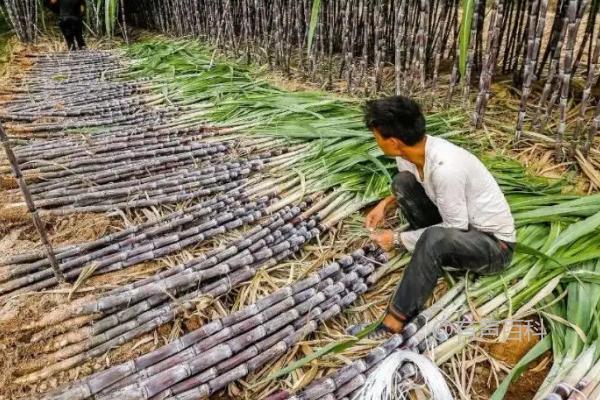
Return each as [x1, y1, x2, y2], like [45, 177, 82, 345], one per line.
[353, 350, 453, 400]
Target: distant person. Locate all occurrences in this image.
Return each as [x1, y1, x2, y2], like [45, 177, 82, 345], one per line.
[44, 0, 86, 50]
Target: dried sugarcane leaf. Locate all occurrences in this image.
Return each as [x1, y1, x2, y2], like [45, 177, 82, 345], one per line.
[258, 319, 382, 384]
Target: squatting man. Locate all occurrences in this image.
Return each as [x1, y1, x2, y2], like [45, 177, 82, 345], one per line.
[353, 96, 516, 336]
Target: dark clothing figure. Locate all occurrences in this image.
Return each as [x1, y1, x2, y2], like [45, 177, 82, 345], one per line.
[44, 0, 86, 50]
[44, 0, 60, 14]
[388, 171, 515, 320]
[59, 0, 86, 17]
[59, 16, 86, 50]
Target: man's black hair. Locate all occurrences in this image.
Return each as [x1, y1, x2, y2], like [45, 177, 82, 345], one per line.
[364, 96, 426, 146]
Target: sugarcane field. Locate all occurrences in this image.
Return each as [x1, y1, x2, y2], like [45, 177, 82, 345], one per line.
[2, 0, 600, 399]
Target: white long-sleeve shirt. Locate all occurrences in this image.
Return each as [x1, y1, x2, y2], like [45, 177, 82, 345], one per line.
[397, 136, 516, 252]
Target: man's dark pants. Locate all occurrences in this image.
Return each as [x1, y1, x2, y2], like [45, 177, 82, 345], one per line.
[59, 16, 86, 50]
[388, 171, 515, 321]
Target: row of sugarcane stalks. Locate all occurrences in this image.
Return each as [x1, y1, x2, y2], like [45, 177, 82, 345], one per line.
[0, 48, 343, 296]
[0, 50, 178, 137]
[2, 191, 372, 387]
[122, 0, 600, 162]
[36, 245, 388, 400]
[0, 46, 387, 399]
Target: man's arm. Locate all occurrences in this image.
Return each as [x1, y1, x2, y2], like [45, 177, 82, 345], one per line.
[365, 195, 397, 231]
[399, 167, 469, 251]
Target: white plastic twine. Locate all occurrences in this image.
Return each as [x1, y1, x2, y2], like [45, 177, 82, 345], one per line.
[354, 350, 453, 400]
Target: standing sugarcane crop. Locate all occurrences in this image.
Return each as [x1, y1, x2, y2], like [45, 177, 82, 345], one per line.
[349, 96, 516, 337]
[1, 0, 37, 42]
[115, 0, 600, 163]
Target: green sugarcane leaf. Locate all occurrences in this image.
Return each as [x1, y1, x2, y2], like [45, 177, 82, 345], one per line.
[259, 320, 381, 384]
[365, 152, 393, 183]
[515, 243, 563, 267]
[491, 334, 552, 400]
[307, 0, 321, 55]
[548, 210, 600, 254]
[458, 0, 475, 76]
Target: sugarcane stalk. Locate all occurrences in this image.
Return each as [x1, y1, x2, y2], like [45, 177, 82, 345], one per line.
[473, 0, 504, 128]
[462, 0, 481, 104]
[0, 122, 64, 282]
[17, 220, 316, 380]
[555, 0, 590, 159]
[44, 248, 379, 400]
[575, 16, 600, 149]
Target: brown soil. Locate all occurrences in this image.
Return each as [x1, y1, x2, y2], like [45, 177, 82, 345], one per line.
[0, 211, 115, 260]
[0, 175, 18, 190]
[470, 320, 551, 400]
[487, 321, 543, 365]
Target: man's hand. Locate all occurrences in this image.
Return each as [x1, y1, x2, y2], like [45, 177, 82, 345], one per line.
[370, 230, 395, 252]
[365, 205, 385, 231]
[365, 195, 397, 231]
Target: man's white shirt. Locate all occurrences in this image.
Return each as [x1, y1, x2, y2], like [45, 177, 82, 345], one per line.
[396, 135, 516, 252]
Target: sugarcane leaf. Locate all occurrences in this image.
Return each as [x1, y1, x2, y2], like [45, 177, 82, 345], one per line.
[540, 309, 588, 344]
[365, 152, 393, 183]
[69, 261, 100, 300]
[307, 0, 321, 55]
[259, 320, 381, 384]
[490, 334, 552, 400]
[548, 210, 600, 254]
[458, 0, 475, 76]
[515, 243, 563, 267]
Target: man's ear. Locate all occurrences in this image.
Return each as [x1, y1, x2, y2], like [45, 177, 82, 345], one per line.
[388, 136, 405, 149]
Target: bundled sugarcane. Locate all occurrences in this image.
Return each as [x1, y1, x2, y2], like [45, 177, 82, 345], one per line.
[267, 280, 466, 400]
[9, 188, 370, 385]
[0, 50, 174, 137]
[0, 193, 273, 297]
[40, 245, 387, 400]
